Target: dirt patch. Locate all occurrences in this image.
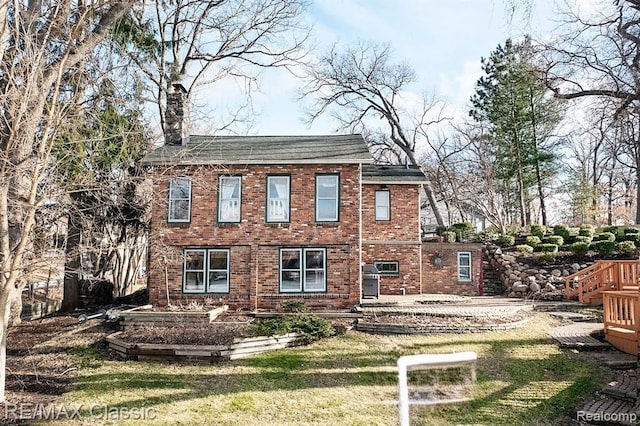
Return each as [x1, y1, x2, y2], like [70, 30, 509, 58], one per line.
[4, 315, 112, 411]
[119, 322, 251, 346]
[365, 312, 531, 327]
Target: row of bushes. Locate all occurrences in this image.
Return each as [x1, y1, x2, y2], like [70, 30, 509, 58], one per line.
[493, 223, 640, 256]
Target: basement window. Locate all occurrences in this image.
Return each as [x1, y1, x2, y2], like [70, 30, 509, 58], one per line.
[374, 261, 399, 276]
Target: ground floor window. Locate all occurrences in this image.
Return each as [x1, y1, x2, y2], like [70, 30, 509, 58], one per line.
[280, 248, 326, 292]
[374, 260, 399, 275]
[457, 252, 471, 282]
[183, 248, 230, 293]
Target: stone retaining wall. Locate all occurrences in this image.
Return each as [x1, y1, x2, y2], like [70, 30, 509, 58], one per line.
[484, 243, 591, 299]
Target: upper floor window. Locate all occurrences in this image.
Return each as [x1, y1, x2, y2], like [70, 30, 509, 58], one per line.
[375, 190, 390, 221]
[168, 177, 191, 223]
[315, 174, 339, 222]
[218, 176, 241, 223]
[267, 175, 290, 222]
[457, 252, 472, 282]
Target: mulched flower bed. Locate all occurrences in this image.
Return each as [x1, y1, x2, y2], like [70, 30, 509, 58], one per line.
[366, 312, 531, 327]
[118, 316, 253, 346]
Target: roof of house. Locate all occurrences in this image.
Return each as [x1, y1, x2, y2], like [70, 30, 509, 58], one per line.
[362, 165, 428, 184]
[141, 134, 373, 166]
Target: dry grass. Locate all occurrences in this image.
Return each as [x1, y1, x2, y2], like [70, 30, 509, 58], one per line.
[18, 313, 608, 425]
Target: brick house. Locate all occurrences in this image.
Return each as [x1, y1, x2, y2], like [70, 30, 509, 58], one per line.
[140, 86, 481, 311]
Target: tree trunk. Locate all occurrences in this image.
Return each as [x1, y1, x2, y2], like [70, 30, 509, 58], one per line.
[0, 287, 14, 402]
[422, 182, 444, 227]
[636, 150, 640, 224]
[62, 214, 82, 312]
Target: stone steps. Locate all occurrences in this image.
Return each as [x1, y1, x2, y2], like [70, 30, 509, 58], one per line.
[482, 256, 505, 296]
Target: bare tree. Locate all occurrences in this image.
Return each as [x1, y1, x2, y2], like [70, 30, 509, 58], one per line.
[118, 0, 309, 136]
[0, 0, 134, 402]
[301, 41, 448, 226]
[543, 0, 640, 223]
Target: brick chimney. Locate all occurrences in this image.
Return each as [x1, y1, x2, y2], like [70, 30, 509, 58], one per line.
[164, 83, 190, 146]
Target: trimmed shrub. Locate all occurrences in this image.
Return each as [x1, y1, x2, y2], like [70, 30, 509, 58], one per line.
[496, 234, 515, 247]
[623, 226, 640, 235]
[617, 240, 637, 254]
[593, 232, 616, 242]
[620, 232, 639, 243]
[592, 240, 616, 256]
[525, 236, 541, 246]
[516, 244, 534, 254]
[545, 235, 564, 247]
[574, 235, 593, 244]
[601, 226, 623, 239]
[248, 314, 335, 345]
[579, 225, 595, 238]
[450, 222, 474, 242]
[535, 252, 557, 264]
[537, 243, 558, 253]
[283, 300, 308, 313]
[450, 222, 473, 232]
[290, 314, 336, 344]
[435, 225, 448, 236]
[553, 224, 571, 240]
[530, 224, 545, 239]
[570, 242, 590, 255]
[442, 231, 457, 243]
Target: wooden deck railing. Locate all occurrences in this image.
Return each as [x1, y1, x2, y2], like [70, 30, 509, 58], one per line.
[602, 290, 640, 355]
[564, 260, 640, 304]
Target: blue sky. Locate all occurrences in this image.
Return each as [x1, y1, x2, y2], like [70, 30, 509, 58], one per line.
[195, 1, 574, 136]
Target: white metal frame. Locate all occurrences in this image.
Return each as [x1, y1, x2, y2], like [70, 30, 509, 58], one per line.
[397, 352, 477, 426]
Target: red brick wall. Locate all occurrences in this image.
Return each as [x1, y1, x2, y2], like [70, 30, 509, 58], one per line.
[148, 164, 361, 310]
[362, 243, 422, 295]
[422, 243, 482, 296]
[361, 183, 422, 295]
[362, 184, 420, 241]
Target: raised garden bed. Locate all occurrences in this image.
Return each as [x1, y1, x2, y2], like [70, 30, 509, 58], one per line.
[119, 305, 228, 329]
[106, 331, 301, 362]
[355, 314, 533, 335]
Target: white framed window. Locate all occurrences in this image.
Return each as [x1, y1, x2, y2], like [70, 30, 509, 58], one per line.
[280, 248, 326, 293]
[267, 175, 290, 222]
[184, 249, 205, 292]
[375, 190, 390, 220]
[315, 174, 339, 222]
[208, 250, 230, 293]
[168, 177, 191, 223]
[374, 260, 399, 275]
[457, 252, 472, 282]
[183, 249, 230, 293]
[218, 176, 241, 223]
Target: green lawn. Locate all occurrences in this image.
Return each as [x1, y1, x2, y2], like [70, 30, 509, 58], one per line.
[44, 314, 600, 425]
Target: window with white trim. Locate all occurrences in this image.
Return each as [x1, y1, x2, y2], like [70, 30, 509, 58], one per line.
[315, 174, 339, 221]
[280, 248, 326, 292]
[374, 260, 399, 275]
[168, 177, 191, 222]
[375, 190, 390, 220]
[183, 249, 230, 293]
[218, 176, 241, 223]
[267, 175, 290, 222]
[457, 252, 472, 282]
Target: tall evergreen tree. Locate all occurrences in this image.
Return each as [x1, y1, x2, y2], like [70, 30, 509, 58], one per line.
[470, 38, 562, 226]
